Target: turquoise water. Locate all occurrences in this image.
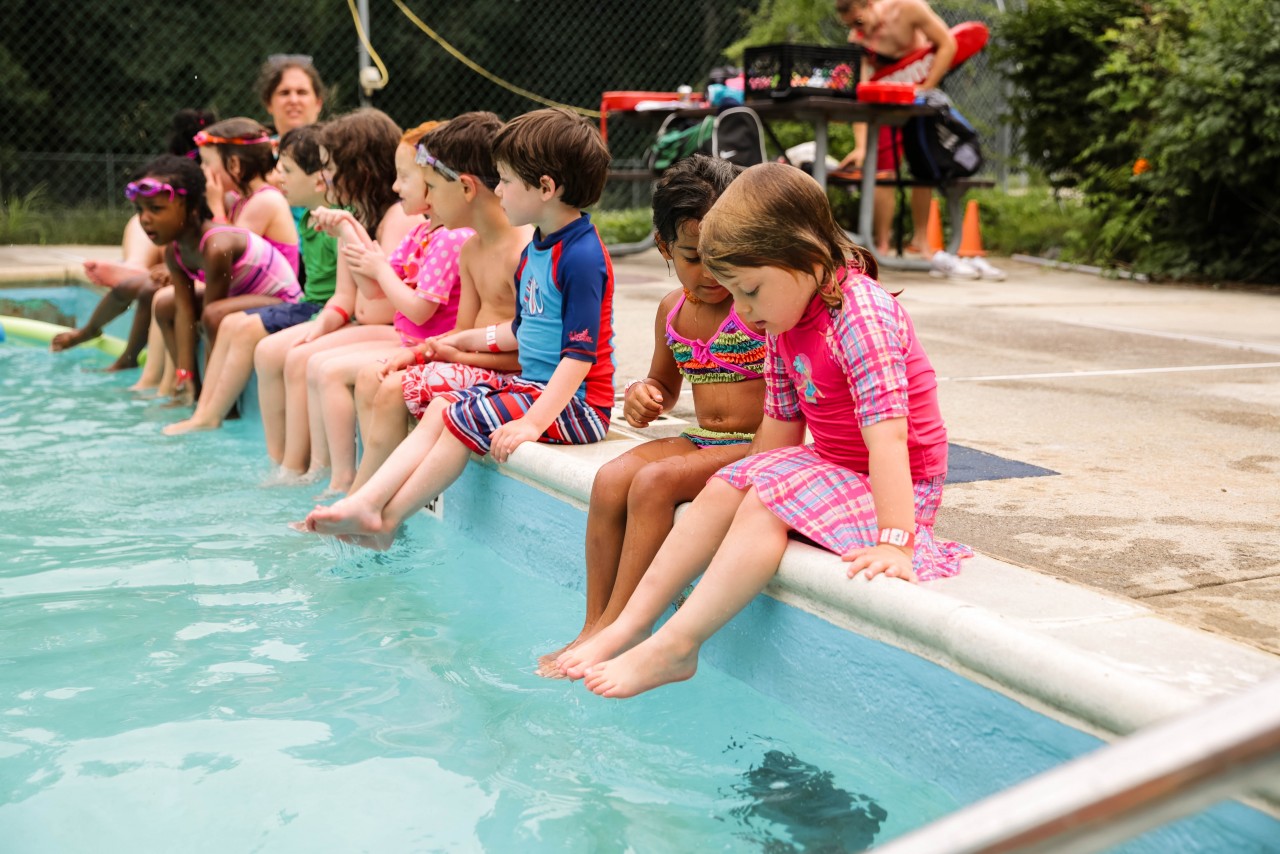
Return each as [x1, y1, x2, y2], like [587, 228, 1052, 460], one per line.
[0, 342, 957, 851]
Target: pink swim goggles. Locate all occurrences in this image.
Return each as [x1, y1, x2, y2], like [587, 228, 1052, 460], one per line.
[124, 179, 187, 202]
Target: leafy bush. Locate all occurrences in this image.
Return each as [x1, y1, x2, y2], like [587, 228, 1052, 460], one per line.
[994, 0, 1280, 282]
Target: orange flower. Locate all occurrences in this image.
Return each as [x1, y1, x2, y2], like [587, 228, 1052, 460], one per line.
[1133, 158, 1151, 175]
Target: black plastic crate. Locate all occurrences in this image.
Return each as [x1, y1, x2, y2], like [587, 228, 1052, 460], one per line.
[743, 43, 863, 101]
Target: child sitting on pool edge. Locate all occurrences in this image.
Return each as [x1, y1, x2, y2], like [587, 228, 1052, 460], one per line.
[538, 155, 764, 678]
[559, 162, 972, 697]
[163, 124, 338, 435]
[300, 106, 615, 548]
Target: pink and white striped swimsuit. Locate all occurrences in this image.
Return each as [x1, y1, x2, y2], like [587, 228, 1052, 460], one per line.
[173, 226, 301, 302]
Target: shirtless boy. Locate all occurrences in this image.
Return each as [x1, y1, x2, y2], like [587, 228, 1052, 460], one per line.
[349, 113, 534, 492]
[835, 0, 976, 278]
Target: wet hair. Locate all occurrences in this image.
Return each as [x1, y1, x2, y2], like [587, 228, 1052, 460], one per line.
[256, 57, 328, 115]
[134, 154, 214, 223]
[167, 108, 217, 157]
[492, 107, 611, 209]
[278, 122, 326, 174]
[401, 120, 443, 148]
[651, 155, 742, 247]
[419, 112, 503, 187]
[699, 162, 878, 308]
[318, 108, 402, 234]
[200, 117, 276, 193]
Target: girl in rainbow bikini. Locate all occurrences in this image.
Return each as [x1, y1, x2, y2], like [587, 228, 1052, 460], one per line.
[537, 155, 766, 678]
[558, 162, 971, 697]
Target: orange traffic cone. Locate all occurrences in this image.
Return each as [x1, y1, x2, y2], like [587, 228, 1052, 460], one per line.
[925, 197, 944, 254]
[958, 199, 986, 257]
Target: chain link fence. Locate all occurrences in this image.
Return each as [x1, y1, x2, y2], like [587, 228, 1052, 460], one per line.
[1, 0, 1015, 221]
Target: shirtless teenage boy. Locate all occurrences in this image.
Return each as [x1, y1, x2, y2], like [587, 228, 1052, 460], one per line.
[835, 0, 977, 278]
[348, 113, 534, 492]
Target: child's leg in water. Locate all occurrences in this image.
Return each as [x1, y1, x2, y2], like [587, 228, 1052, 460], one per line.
[254, 321, 314, 465]
[584, 487, 790, 698]
[304, 395, 461, 541]
[557, 477, 749, 680]
[164, 311, 269, 435]
[538, 438, 747, 677]
[302, 340, 388, 479]
[350, 365, 412, 492]
[130, 310, 169, 392]
[313, 345, 400, 495]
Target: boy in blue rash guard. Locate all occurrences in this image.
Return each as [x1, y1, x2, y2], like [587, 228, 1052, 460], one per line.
[302, 107, 615, 548]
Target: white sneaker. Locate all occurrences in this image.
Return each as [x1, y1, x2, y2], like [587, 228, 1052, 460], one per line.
[929, 250, 980, 280]
[966, 256, 1007, 281]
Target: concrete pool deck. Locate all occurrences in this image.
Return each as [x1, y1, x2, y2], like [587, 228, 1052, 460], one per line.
[4, 244, 1278, 805]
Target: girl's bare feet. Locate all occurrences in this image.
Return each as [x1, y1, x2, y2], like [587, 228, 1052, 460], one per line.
[305, 497, 387, 537]
[162, 416, 220, 436]
[536, 623, 601, 679]
[583, 633, 699, 699]
[555, 621, 649, 681]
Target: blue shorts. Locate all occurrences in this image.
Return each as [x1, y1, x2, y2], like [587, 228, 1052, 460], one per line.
[244, 301, 323, 334]
[441, 377, 610, 455]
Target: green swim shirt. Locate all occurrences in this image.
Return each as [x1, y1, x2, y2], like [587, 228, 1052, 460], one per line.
[300, 211, 338, 304]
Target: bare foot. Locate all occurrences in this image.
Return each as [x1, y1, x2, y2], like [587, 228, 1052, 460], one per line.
[101, 354, 140, 372]
[162, 417, 219, 436]
[262, 466, 310, 487]
[160, 389, 195, 409]
[583, 634, 699, 699]
[306, 497, 387, 537]
[84, 259, 147, 288]
[536, 624, 600, 679]
[128, 377, 160, 395]
[50, 327, 99, 352]
[556, 621, 648, 681]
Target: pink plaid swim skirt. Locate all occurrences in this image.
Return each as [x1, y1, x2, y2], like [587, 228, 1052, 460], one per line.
[402, 362, 516, 420]
[715, 444, 971, 581]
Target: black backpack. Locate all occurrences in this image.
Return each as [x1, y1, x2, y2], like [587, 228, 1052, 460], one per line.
[902, 90, 982, 183]
[648, 107, 766, 175]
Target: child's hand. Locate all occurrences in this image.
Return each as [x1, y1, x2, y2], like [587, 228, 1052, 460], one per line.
[429, 338, 462, 363]
[624, 381, 663, 427]
[842, 544, 918, 583]
[340, 241, 389, 279]
[377, 348, 420, 379]
[489, 417, 541, 464]
[308, 207, 355, 237]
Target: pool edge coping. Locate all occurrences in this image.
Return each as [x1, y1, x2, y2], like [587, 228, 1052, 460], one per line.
[491, 436, 1280, 811]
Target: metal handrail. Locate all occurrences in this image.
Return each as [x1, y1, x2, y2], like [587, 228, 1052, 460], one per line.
[870, 674, 1280, 854]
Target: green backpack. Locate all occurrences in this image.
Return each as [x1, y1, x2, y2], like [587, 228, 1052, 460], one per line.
[648, 116, 716, 175]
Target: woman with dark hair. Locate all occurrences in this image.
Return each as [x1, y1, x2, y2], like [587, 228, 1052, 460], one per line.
[256, 55, 326, 136]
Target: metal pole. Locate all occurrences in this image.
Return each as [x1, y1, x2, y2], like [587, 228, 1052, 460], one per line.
[870, 675, 1280, 854]
[357, 0, 372, 107]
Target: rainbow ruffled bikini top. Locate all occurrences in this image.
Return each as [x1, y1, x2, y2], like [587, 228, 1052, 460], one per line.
[666, 292, 767, 384]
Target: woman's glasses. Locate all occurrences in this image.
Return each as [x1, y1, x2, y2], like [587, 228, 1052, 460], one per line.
[124, 179, 187, 202]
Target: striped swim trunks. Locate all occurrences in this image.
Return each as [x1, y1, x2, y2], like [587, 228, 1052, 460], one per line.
[441, 376, 610, 455]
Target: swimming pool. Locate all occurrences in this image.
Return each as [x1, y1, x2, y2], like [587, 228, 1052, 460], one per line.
[2, 332, 1277, 851]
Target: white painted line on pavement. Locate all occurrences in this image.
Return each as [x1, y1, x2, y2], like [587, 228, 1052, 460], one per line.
[941, 362, 1280, 383]
[1058, 320, 1280, 356]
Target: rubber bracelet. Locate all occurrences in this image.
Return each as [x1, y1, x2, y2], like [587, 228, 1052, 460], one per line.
[485, 324, 501, 353]
[327, 305, 350, 324]
[623, 379, 646, 396]
[174, 368, 195, 390]
[414, 350, 426, 366]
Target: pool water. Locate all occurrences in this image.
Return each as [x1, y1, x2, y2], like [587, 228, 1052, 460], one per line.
[4, 340, 1278, 853]
[0, 342, 957, 851]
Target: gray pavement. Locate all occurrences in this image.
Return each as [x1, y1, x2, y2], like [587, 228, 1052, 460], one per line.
[4, 245, 1279, 657]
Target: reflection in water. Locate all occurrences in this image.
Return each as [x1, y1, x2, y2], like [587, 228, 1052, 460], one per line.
[732, 749, 888, 852]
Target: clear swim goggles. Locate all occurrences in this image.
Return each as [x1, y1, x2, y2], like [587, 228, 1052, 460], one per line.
[414, 145, 461, 181]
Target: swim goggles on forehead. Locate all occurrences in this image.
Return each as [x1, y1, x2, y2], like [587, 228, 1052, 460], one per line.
[124, 179, 187, 202]
[193, 130, 273, 147]
[414, 145, 461, 181]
